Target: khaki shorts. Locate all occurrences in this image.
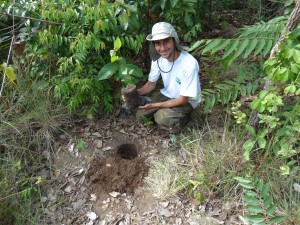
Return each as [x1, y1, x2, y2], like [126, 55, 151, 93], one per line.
[136, 91, 193, 128]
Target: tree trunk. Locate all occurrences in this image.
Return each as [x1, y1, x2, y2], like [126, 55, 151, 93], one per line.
[247, 0, 300, 138]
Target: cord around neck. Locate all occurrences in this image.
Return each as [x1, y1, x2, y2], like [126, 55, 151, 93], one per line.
[157, 50, 176, 73]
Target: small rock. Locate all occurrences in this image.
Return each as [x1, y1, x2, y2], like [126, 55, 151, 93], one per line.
[294, 183, 300, 192]
[64, 185, 73, 193]
[102, 204, 109, 211]
[159, 201, 169, 208]
[94, 140, 103, 148]
[101, 146, 112, 151]
[59, 134, 67, 140]
[42, 150, 51, 160]
[92, 132, 102, 137]
[98, 220, 106, 225]
[52, 169, 60, 177]
[109, 191, 120, 198]
[90, 194, 97, 201]
[87, 211, 97, 220]
[103, 198, 110, 204]
[158, 208, 172, 217]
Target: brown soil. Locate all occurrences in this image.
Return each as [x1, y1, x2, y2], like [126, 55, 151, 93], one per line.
[87, 150, 148, 195]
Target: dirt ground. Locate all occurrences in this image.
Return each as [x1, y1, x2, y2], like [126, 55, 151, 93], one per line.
[39, 109, 245, 225]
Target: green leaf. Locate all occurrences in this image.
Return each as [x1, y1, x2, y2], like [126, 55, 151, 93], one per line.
[263, 196, 273, 207]
[244, 39, 258, 58]
[242, 196, 260, 204]
[245, 215, 265, 223]
[97, 62, 119, 81]
[263, 39, 274, 57]
[211, 39, 231, 53]
[124, 63, 143, 78]
[247, 205, 263, 213]
[233, 39, 249, 59]
[269, 216, 284, 223]
[254, 39, 265, 56]
[222, 40, 240, 58]
[202, 39, 222, 54]
[235, 177, 252, 183]
[284, 85, 296, 95]
[261, 184, 269, 197]
[246, 124, 256, 136]
[266, 205, 277, 215]
[243, 139, 255, 161]
[6, 66, 16, 82]
[114, 37, 122, 51]
[239, 181, 255, 189]
[188, 40, 204, 52]
[251, 98, 261, 110]
[257, 136, 266, 148]
[244, 190, 258, 197]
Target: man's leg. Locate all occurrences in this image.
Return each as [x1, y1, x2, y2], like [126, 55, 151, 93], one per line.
[136, 91, 170, 122]
[154, 103, 193, 132]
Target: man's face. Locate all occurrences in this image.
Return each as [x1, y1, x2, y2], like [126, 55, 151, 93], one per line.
[154, 37, 176, 61]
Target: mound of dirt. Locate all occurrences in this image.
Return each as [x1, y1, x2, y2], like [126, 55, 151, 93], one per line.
[86, 145, 148, 195]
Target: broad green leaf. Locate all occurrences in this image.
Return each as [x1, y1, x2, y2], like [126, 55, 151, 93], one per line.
[97, 62, 119, 81]
[6, 66, 16, 82]
[254, 39, 265, 56]
[244, 39, 258, 58]
[232, 87, 239, 100]
[261, 184, 269, 197]
[243, 139, 255, 161]
[247, 205, 263, 213]
[0, 62, 7, 70]
[251, 98, 261, 110]
[202, 39, 222, 54]
[245, 215, 265, 223]
[124, 63, 143, 77]
[210, 94, 216, 108]
[242, 196, 260, 204]
[222, 40, 240, 58]
[266, 205, 277, 215]
[269, 216, 285, 223]
[188, 40, 205, 52]
[244, 190, 258, 197]
[235, 177, 252, 183]
[257, 136, 266, 149]
[204, 97, 211, 112]
[263, 39, 274, 57]
[160, 0, 167, 9]
[263, 196, 273, 207]
[290, 63, 300, 74]
[114, 37, 122, 51]
[284, 85, 296, 95]
[233, 39, 249, 59]
[239, 182, 255, 189]
[211, 39, 231, 53]
[246, 124, 256, 136]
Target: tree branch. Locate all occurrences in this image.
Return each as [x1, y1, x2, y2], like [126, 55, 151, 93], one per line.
[1, 12, 63, 25]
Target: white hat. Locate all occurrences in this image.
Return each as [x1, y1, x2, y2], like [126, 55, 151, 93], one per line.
[146, 22, 185, 61]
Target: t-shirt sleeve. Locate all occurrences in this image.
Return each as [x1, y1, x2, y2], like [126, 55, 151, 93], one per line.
[148, 60, 161, 82]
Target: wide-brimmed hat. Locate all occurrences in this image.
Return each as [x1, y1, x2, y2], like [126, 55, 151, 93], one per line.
[146, 22, 185, 61]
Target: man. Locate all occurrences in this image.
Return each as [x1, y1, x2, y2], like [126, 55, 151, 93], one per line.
[136, 22, 201, 133]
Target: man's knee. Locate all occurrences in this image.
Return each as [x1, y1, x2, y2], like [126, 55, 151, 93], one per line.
[154, 109, 173, 127]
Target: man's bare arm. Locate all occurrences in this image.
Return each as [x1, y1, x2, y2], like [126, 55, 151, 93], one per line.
[139, 95, 189, 111]
[137, 81, 156, 96]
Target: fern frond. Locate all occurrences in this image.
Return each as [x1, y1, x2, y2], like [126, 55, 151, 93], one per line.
[190, 16, 287, 62]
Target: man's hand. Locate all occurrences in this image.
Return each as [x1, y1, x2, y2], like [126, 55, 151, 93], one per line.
[139, 103, 158, 112]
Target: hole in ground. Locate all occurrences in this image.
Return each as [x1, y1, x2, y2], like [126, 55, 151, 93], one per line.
[117, 143, 138, 160]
